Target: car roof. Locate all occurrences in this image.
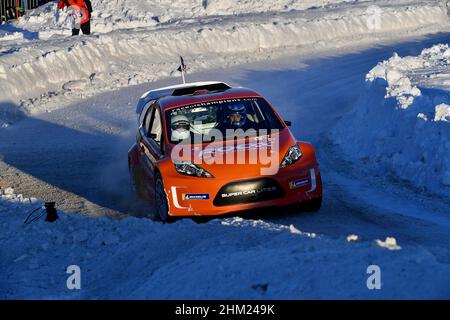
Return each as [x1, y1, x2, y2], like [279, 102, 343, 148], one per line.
[159, 86, 263, 111]
[136, 81, 264, 119]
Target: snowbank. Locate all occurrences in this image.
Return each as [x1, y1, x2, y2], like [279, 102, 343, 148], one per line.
[333, 44, 450, 196]
[1, 187, 449, 299]
[0, 1, 448, 117]
[9, 0, 396, 35]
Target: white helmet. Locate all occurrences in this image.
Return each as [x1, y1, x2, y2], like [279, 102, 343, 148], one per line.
[171, 115, 191, 141]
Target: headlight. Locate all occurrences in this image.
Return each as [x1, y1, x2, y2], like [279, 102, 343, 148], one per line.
[174, 161, 214, 178]
[281, 144, 302, 168]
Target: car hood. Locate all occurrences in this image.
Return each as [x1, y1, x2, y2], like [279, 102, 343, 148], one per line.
[168, 128, 296, 179]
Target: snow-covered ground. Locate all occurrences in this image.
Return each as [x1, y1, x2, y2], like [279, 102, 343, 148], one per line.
[333, 44, 450, 197]
[9, 0, 380, 34]
[0, 0, 448, 122]
[0, 0, 449, 299]
[2, 188, 449, 299]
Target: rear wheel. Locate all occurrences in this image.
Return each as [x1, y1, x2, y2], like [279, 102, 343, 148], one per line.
[303, 196, 322, 212]
[155, 173, 174, 223]
[129, 162, 148, 199]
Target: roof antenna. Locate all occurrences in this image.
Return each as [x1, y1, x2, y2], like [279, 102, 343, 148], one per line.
[177, 56, 187, 84]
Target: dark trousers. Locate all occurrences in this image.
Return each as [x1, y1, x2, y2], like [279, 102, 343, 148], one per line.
[72, 21, 91, 36]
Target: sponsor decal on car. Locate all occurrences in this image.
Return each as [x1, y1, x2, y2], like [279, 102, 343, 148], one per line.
[221, 186, 277, 198]
[289, 178, 310, 189]
[192, 138, 277, 155]
[175, 98, 259, 111]
[182, 193, 210, 200]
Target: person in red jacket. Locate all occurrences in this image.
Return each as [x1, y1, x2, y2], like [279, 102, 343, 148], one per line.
[57, 0, 93, 36]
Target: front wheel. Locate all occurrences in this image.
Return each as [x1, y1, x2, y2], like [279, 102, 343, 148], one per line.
[155, 174, 175, 223]
[303, 196, 322, 212]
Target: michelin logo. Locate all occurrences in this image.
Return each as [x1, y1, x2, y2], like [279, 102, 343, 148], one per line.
[182, 193, 210, 200]
[289, 178, 310, 189]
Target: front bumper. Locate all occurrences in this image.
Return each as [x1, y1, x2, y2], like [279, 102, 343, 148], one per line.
[165, 164, 322, 217]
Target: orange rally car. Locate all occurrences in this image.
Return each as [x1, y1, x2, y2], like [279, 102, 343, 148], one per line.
[128, 81, 322, 221]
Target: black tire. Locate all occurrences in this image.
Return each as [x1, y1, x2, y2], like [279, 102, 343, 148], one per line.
[155, 173, 175, 223]
[303, 196, 322, 212]
[129, 162, 148, 200]
[192, 216, 213, 224]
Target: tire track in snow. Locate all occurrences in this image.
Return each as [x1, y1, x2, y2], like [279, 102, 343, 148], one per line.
[0, 33, 449, 263]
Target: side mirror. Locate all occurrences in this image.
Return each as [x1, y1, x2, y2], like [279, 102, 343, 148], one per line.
[284, 120, 292, 127]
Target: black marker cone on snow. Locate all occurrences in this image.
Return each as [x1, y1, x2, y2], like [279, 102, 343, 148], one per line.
[44, 202, 58, 222]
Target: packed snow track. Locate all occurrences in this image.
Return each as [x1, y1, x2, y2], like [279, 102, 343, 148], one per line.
[0, 33, 449, 298]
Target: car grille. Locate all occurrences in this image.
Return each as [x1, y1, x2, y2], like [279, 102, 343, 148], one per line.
[213, 178, 285, 206]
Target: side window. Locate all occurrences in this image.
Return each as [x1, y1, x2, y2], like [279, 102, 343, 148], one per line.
[149, 107, 162, 145]
[144, 106, 155, 134]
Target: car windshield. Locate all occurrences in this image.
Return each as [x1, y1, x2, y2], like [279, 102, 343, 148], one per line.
[166, 98, 284, 144]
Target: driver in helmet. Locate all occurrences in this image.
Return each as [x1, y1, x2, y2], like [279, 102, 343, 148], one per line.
[223, 103, 251, 130]
[171, 115, 191, 142]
